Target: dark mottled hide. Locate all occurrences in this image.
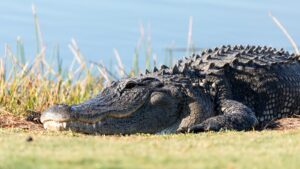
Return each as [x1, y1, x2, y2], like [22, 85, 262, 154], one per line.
[40, 45, 300, 134]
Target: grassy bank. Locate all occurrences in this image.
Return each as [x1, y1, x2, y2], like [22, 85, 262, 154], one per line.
[0, 128, 300, 169]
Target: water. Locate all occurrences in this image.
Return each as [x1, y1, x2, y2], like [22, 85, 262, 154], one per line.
[0, 0, 300, 70]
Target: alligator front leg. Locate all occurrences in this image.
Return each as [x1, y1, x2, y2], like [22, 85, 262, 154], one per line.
[188, 100, 258, 132]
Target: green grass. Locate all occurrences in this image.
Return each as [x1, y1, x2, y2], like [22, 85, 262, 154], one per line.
[0, 128, 300, 169]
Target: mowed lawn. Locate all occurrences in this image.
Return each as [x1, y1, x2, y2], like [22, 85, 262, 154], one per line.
[0, 128, 299, 169]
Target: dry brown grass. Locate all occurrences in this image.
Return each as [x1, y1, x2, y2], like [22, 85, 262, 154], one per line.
[0, 112, 42, 130]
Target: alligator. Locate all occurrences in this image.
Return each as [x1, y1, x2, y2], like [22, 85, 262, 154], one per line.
[40, 45, 300, 134]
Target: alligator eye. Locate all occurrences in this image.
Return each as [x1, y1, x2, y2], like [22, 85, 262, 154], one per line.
[125, 81, 137, 89]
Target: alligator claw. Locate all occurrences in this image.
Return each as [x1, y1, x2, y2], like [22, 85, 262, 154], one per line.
[188, 119, 223, 133]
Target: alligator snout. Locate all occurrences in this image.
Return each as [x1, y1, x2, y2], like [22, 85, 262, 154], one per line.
[40, 104, 73, 131]
[40, 104, 73, 123]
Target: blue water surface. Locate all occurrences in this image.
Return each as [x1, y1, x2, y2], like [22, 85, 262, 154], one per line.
[0, 0, 299, 70]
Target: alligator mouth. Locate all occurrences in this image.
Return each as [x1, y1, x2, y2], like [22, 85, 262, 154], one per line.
[40, 93, 150, 132]
[42, 109, 141, 132]
[40, 104, 72, 131]
[43, 121, 68, 131]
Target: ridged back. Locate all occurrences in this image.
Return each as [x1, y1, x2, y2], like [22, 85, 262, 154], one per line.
[147, 45, 297, 76]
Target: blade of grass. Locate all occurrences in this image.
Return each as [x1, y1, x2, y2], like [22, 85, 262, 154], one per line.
[113, 48, 127, 77]
[269, 12, 299, 54]
[133, 48, 139, 75]
[96, 66, 110, 84]
[0, 58, 5, 82]
[53, 44, 62, 75]
[68, 38, 87, 79]
[32, 4, 44, 54]
[186, 16, 193, 56]
[145, 23, 152, 70]
[89, 61, 117, 80]
[16, 36, 25, 65]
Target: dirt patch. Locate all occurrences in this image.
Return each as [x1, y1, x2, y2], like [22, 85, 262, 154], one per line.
[0, 113, 43, 130]
[264, 117, 300, 130]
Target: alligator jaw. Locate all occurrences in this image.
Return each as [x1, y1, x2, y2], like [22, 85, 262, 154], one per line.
[43, 121, 67, 131]
[40, 106, 70, 131]
[40, 102, 144, 132]
[41, 108, 140, 132]
[43, 120, 99, 132]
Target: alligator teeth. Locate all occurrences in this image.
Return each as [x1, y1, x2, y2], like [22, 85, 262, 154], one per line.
[43, 121, 67, 131]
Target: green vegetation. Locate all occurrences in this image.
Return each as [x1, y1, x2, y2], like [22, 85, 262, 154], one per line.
[0, 5, 184, 117]
[0, 46, 103, 116]
[0, 128, 300, 169]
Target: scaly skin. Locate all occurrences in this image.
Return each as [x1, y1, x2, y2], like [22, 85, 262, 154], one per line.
[40, 45, 300, 134]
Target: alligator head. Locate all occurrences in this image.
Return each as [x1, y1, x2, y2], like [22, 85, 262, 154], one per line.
[41, 75, 214, 134]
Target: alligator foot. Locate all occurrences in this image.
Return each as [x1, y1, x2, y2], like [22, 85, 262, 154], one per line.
[188, 100, 258, 132]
